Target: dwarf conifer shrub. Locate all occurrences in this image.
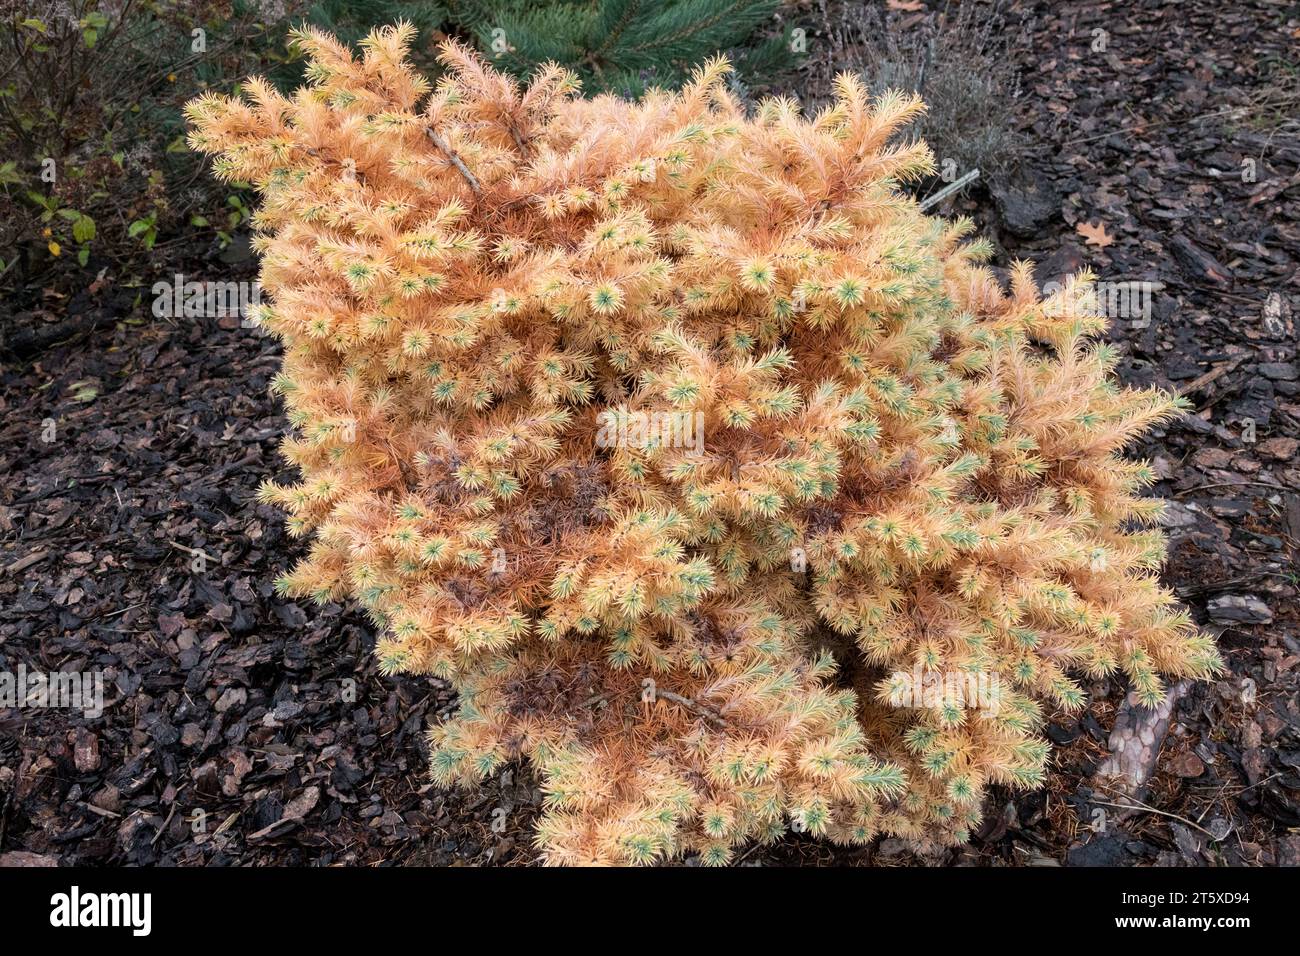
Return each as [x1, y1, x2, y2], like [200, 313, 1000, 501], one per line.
[186, 24, 1222, 865]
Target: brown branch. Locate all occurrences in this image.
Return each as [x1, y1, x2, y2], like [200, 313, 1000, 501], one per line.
[507, 122, 529, 157]
[424, 126, 481, 196]
[653, 688, 727, 727]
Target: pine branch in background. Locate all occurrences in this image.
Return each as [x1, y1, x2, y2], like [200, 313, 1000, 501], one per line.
[302, 0, 448, 45]
[293, 0, 449, 73]
[450, 0, 794, 94]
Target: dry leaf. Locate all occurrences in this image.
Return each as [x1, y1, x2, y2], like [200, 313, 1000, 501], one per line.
[1077, 221, 1114, 248]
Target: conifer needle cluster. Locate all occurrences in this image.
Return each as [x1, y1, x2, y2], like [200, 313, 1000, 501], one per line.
[186, 24, 1221, 865]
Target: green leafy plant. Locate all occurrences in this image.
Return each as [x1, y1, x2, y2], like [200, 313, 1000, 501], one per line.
[0, 1, 298, 296]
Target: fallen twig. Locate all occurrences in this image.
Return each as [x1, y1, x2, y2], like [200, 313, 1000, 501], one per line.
[919, 168, 981, 211]
[3, 550, 48, 576]
[1175, 480, 1297, 498]
[1175, 353, 1247, 398]
[1090, 788, 1218, 841]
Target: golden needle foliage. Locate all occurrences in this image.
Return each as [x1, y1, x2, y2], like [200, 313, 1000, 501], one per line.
[186, 23, 1222, 865]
